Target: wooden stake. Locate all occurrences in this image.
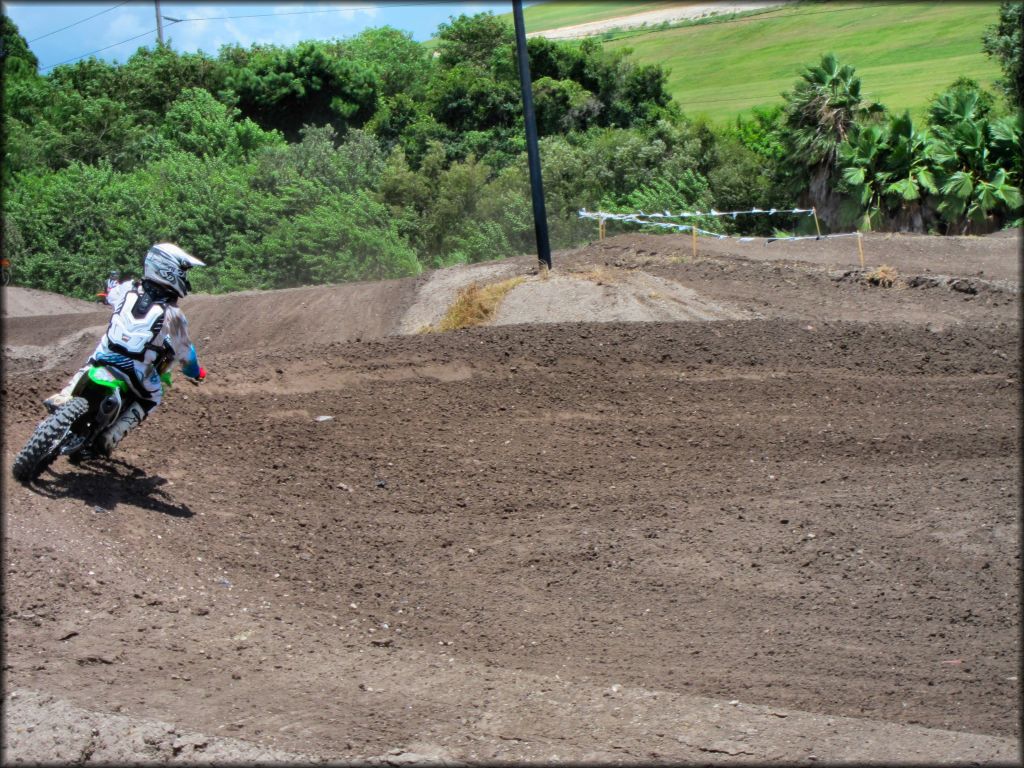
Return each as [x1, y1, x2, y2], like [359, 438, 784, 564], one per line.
[691, 225, 697, 258]
[599, 218, 606, 241]
[857, 232, 865, 268]
[812, 207, 822, 238]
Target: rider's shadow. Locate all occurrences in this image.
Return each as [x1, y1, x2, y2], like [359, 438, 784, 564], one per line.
[32, 459, 194, 518]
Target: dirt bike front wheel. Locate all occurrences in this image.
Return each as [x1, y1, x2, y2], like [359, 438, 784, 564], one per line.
[11, 397, 90, 483]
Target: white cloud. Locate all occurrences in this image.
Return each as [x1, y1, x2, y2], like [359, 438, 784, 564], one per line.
[102, 9, 151, 46]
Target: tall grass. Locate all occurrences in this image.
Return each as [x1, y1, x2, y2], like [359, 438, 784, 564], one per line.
[432, 278, 525, 332]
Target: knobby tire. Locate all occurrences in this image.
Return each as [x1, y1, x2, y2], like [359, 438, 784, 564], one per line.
[11, 397, 90, 483]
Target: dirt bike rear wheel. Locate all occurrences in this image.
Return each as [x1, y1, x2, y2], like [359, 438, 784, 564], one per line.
[11, 397, 90, 483]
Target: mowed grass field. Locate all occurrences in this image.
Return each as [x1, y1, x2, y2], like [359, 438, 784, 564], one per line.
[513, 1, 1003, 125]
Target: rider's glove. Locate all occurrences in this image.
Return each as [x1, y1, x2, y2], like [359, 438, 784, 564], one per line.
[197, 366, 207, 381]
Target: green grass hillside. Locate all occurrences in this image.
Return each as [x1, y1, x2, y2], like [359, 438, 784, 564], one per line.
[505, 1, 1003, 125]
[597, 1, 1003, 124]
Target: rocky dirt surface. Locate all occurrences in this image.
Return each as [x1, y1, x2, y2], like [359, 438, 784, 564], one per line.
[2, 231, 1020, 764]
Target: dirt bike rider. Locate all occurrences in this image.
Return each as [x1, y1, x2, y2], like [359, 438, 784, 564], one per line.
[44, 243, 207, 455]
[105, 273, 138, 311]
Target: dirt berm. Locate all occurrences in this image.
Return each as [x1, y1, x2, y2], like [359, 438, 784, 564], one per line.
[2, 231, 1020, 764]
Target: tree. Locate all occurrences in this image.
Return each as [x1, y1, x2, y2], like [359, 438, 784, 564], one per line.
[427, 61, 521, 133]
[342, 26, 431, 100]
[2, 44, 50, 177]
[928, 81, 1022, 232]
[33, 90, 152, 170]
[782, 53, 884, 227]
[118, 46, 227, 125]
[839, 113, 938, 232]
[601, 171, 714, 227]
[719, 106, 798, 233]
[434, 13, 515, 70]
[532, 77, 601, 134]
[0, 15, 38, 78]
[530, 36, 676, 129]
[260, 190, 421, 285]
[989, 111, 1024, 182]
[223, 41, 378, 139]
[878, 112, 938, 231]
[982, 2, 1023, 107]
[161, 87, 282, 160]
[421, 153, 495, 265]
[928, 78, 994, 128]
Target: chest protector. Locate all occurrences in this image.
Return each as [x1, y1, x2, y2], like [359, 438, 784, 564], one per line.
[105, 290, 168, 363]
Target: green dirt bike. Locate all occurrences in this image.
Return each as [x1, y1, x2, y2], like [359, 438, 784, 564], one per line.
[11, 364, 179, 483]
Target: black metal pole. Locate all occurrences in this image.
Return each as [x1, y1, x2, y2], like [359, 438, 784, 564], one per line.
[512, 0, 552, 270]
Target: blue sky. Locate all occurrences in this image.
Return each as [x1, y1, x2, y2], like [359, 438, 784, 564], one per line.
[2, 1, 532, 73]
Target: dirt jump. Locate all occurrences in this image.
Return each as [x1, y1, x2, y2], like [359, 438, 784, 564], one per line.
[2, 230, 1020, 764]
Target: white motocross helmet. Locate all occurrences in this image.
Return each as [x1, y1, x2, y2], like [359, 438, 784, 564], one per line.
[143, 243, 205, 298]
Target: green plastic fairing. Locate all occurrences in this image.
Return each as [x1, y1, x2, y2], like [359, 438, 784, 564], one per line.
[88, 366, 127, 390]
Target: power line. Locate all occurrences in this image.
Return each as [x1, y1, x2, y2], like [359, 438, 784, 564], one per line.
[156, 3, 426, 23]
[40, 27, 160, 72]
[28, 2, 131, 43]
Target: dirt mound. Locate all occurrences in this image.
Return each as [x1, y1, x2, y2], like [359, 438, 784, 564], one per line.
[2, 286, 102, 317]
[2, 232, 1020, 763]
[494, 269, 754, 324]
[397, 258, 757, 333]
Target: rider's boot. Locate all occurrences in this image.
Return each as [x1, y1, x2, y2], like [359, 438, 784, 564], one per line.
[99, 403, 146, 456]
[44, 367, 87, 413]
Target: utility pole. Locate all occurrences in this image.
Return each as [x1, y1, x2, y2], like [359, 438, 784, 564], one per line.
[155, 0, 164, 46]
[512, 0, 552, 271]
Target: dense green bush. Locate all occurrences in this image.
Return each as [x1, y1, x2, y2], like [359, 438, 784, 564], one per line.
[259, 190, 421, 285]
[836, 80, 1021, 233]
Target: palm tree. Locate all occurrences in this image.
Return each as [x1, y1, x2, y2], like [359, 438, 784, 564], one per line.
[839, 112, 938, 232]
[929, 85, 1022, 233]
[783, 53, 885, 227]
[988, 111, 1023, 183]
[838, 122, 890, 230]
[879, 112, 938, 231]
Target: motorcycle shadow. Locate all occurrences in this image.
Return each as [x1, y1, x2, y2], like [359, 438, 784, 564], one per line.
[32, 458, 194, 518]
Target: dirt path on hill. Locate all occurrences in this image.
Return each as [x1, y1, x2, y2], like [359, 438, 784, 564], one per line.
[527, 2, 790, 40]
[2, 230, 1020, 763]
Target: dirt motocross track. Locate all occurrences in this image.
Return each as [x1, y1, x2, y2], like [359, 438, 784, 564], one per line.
[2, 231, 1021, 764]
